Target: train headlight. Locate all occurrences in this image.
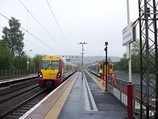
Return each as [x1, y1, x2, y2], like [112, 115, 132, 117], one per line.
[38, 72, 43, 78]
[56, 72, 61, 78]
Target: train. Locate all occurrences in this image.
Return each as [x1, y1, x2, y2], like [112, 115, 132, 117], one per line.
[88, 60, 114, 79]
[38, 55, 77, 89]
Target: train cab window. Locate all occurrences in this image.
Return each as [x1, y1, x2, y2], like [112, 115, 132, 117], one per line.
[51, 61, 59, 70]
[109, 64, 113, 69]
[100, 65, 103, 69]
[42, 60, 49, 69]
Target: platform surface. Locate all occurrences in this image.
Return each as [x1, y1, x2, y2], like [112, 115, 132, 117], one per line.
[0, 74, 37, 84]
[57, 72, 127, 119]
[20, 72, 127, 119]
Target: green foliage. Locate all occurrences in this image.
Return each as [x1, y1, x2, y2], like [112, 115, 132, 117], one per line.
[114, 40, 156, 74]
[13, 55, 27, 69]
[131, 54, 140, 73]
[12, 54, 43, 70]
[29, 60, 36, 70]
[0, 17, 43, 71]
[131, 40, 140, 55]
[115, 40, 140, 73]
[119, 57, 128, 72]
[2, 17, 24, 57]
[31, 54, 44, 69]
[0, 42, 14, 70]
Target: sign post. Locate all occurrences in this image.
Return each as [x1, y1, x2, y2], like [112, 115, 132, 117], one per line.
[122, 1, 136, 118]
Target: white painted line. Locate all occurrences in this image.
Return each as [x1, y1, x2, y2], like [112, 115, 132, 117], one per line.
[83, 73, 90, 110]
[83, 73, 98, 111]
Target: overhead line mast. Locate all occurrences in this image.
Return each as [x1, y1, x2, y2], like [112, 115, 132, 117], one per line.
[138, 0, 158, 118]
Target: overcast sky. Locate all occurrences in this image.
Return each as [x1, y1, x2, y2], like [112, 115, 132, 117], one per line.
[0, 0, 139, 57]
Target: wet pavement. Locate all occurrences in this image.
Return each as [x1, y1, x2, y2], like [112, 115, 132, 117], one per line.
[58, 72, 127, 119]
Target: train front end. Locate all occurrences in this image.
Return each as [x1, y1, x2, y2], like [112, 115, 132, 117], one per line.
[38, 56, 63, 89]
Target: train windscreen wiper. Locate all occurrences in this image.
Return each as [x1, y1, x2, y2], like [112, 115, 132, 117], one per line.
[45, 63, 52, 70]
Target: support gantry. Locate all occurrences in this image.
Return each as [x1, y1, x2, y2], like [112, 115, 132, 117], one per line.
[138, 0, 158, 118]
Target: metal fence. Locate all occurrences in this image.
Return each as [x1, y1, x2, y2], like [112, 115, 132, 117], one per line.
[0, 69, 38, 79]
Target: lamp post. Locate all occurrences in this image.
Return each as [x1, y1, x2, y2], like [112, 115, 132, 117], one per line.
[104, 42, 108, 91]
[78, 42, 87, 79]
[26, 50, 32, 74]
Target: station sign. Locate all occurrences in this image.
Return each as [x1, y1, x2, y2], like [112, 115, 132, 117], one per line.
[122, 23, 136, 46]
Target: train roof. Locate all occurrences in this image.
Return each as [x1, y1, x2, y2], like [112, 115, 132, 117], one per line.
[42, 55, 77, 67]
[88, 59, 113, 66]
[102, 59, 111, 62]
[42, 55, 61, 60]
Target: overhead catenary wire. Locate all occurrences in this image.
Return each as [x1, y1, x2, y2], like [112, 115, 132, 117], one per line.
[26, 9, 29, 32]
[0, 13, 61, 55]
[19, 0, 66, 54]
[45, 0, 74, 54]
[20, 27, 62, 55]
[24, 39, 52, 54]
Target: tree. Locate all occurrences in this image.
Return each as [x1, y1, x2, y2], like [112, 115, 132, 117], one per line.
[2, 17, 24, 57]
[131, 54, 140, 73]
[13, 55, 27, 69]
[131, 40, 140, 55]
[32, 54, 44, 69]
[115, 40, 142, 74]
[0, 42, 14, 70]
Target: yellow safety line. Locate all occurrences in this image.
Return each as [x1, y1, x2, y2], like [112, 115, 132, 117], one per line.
[85, 71, 105, 90]
[44, 73, 79, 119]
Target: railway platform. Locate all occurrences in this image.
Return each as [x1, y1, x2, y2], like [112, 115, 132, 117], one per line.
[20, 72, 127, 119]
[0, 74, 38, 84]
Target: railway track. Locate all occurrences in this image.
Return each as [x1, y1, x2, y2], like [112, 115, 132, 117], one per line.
[0, 77, 38, 95]
[0, 77, 50, 119]
[0, 84, 38, 103]
[0, 89, 49, 119]
[0, 75, 38, 88]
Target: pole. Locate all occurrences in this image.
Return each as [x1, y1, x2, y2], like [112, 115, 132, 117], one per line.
[78, 42, 87, 79]
[105, 45, 108, 91]
[26, 50, 32, 75]
[27, 54, 29, 74]
[104, 42, 108, 91]
[82, 43, 83, 79]
[126, 0, 133, 118]
[27, 56, 28, 70]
